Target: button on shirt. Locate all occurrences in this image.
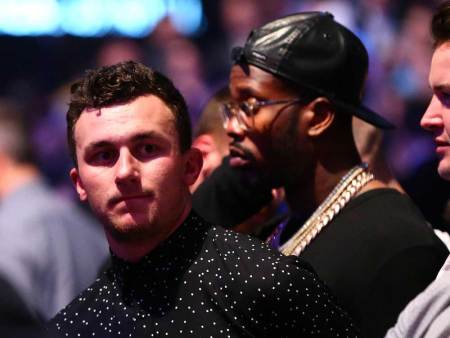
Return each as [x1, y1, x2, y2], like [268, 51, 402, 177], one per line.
[48, 212, 358, 337]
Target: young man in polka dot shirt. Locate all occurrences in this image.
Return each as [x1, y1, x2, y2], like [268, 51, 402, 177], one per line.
[46, 61, 358, 337]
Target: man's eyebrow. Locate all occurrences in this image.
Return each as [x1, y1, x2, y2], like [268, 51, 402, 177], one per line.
[84, 141, 112, 152]
[232, 87, 260, 101]
[130, 131, 163, 142]
[433, 84, 450, 91]
[83, 131, 168, 153]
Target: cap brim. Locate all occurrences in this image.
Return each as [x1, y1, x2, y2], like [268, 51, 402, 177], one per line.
[231, 46, 395, 129]
[334, 100, 396, 129]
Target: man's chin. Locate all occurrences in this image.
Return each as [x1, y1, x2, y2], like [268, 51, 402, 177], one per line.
[438, 162, 450, 181]
[104, 214, 154, 242]
[106, 223, 153, 242]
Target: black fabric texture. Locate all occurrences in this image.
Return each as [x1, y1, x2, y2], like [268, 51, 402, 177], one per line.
[298, 188, 448, 338]
[48, 211, 359, 338]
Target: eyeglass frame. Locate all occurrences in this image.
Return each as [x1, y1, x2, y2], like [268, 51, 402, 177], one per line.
[221, 97, 304, 131]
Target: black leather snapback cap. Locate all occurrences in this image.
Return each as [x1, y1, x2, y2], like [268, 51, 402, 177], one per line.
[232, 12, 395, 129]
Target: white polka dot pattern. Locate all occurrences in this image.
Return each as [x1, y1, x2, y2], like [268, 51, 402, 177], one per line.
[47, 212, 359, 337]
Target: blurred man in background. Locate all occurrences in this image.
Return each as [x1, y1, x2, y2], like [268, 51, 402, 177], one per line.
[0, 98, 108, 321]
[190, 87, 231, 192]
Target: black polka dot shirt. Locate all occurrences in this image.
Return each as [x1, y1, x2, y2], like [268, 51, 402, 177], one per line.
[48, 211, 358, 337]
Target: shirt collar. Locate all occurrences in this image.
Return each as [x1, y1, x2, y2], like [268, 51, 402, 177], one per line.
[109, 210, 210, 287]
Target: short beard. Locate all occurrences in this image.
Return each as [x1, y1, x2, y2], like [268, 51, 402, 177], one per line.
[270, 109, 301, 187]
[104, 222, 156, 243]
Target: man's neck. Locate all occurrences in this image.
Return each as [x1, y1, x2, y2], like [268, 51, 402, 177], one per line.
[107, 199, 193, 263]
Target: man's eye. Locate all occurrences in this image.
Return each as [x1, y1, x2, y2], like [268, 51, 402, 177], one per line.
[240, 102, 254, 116]
[89, 150, 115, 165]
[96, 151, 113, 161]
[137, 144, 157, 157]
[439, 92, 450, 106]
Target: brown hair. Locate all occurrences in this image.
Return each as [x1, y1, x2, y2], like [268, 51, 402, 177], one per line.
[432, 1, 450, 47]
[67, 61, 191, 165]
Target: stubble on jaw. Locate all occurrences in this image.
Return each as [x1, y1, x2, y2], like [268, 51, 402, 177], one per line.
[104, 222, 157, 243]
[268, 108, 303, 187]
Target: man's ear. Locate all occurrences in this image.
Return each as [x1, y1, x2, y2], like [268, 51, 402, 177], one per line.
[305, 97, 335, 137]
[183, 147, 203, 186]
[70, 167, 88, 201]
[192, 134, 216, 159]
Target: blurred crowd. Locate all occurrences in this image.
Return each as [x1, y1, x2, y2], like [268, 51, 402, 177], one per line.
[1, 0, 449, 231]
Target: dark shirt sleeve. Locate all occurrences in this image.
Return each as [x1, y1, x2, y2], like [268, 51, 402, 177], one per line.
[192, 156, 273, 227]
[360, 246, 447, 338]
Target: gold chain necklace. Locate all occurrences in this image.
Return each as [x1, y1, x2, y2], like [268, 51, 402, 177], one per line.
[280, 163, 374, 256]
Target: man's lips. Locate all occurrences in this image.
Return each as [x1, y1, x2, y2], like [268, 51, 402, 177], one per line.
[108, 193, 153, 207]
[435, 139, 450, 154]
[435, 139, 449, 146]
[229, 146, 246, 159]
[434, 138, 450, 148]
[229, 145, 252, 167]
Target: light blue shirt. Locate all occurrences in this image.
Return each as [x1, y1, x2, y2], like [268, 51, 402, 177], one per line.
[0, 179, 108, 321]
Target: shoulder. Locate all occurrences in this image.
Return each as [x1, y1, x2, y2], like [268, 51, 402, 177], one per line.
[340, 188, 446, 249]
[48, 272, 107, 329]
[204, 227, 357, 335]
[344, 189, 448, 273]
[347, 188, 423, 219]
[205, 225, 325, 296]
[207, 225, 314, 269]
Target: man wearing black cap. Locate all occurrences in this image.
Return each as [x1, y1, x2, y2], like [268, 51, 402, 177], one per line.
[222, 12, 448, 338]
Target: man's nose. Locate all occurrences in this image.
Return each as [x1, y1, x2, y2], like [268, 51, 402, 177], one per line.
[224, 116, 246, 141]
[115, 150, 140, 184]
[420, 97, 443, 133]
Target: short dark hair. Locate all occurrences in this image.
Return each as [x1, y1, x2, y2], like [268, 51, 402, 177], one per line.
[432, 0, 450, 47]
[67, 61, 191, 165]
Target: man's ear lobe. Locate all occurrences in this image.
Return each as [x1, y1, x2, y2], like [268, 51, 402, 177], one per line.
[306, 97, 335, 137]
[184, 147, 203, 186]
[69, 168, 87, 201]
[192, 134, 216, 159]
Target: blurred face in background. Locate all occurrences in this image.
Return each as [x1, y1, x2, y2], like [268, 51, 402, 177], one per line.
[190, 131, 229, 192]
[421, 42, 450, 181]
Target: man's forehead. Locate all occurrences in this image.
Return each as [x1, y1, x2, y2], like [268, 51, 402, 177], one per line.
[230, 64, 288, 97]
[74, 96, 177, 147]
[230, 63, 272, 80]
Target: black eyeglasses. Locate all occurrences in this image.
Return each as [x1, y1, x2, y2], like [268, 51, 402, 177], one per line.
[221, 98, 303, 131]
